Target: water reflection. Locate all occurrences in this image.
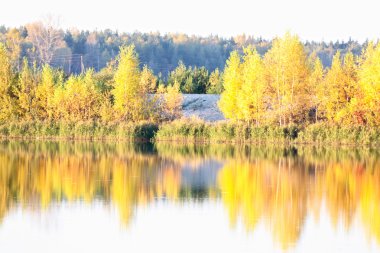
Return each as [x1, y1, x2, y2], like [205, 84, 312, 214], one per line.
[0, 141, 379, 251]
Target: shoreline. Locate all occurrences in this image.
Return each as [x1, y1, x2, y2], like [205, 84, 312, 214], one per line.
[1, 119, 380, 146]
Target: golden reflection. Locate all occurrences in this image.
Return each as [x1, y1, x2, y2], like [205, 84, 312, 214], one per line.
[0, 141, 184, 225]
[218, 158, 308, 249]
[216, 146, 380, 249]
[0, 142, 380, 249]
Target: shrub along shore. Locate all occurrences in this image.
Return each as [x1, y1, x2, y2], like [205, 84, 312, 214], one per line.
[0, 121, 158, 141]
[2, 119, 380, 146]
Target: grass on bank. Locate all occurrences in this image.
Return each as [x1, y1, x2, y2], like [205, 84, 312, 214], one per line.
[155, 118, 380, 145]
[1, 118, 380, 145]
[0, 120, 158, 141]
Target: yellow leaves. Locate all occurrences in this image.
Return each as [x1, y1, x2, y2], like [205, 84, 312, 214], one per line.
[310, 56, 326, 121]
[140, 65, 157, 93]
[49, 69, 102, 121]
[154, 81, 183, 121]
[2, 43, 164, 123]
[35, 65, 58, 120]
[111, 45, 161, 122]
[220, 33, 311, 125]
[322, 51, 360, 124]
[238, 46, 266, 123]
[99, 93, 114, 123]
[358, 43, 380, 125]
[112, 45, 145, 121]
[219, 48, 267, 123]
[162, 81, 183, 120]
[264, 32, 310, 125]
[0, 43, 14, 122]
[13, 59, 38, 119]
[219, 50, 242, 120]
[217, 34, 379, 127]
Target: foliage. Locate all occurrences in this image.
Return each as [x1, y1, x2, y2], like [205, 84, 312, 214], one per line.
[263, 32, 310, 125]
[238, 46, 266, 124]
[0, 43, 182, 133]
[168, 61, 210, 94]
[218, 51, 242, 120]
[0, 43, 14, 121]
[207, 68, 223, 94]
[112, 45, 145, 121]
[157, 81, 183, 120]
[0, 120, 158, 141]
[358, 43, 380, 126]
[0, 23, 366, 79]
[155, 119, 380, 145]
[35, 64, 62, 120]
[1, 33, 380, 143]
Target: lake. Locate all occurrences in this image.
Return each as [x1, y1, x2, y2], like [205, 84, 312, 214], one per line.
[0, 141, 379, 253]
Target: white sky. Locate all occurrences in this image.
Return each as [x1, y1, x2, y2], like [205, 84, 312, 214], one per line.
[1, 0, 379, 42]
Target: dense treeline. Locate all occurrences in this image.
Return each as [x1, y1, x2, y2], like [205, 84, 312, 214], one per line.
[219, 33, 380, 127]
[0, 43, 182, 130]
[0, 22, 365, 77]
[156, 33, 380, 144]
[1, 30, 380, 143]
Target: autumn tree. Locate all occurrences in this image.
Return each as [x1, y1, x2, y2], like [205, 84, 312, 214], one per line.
[140, 65, 157, 93]
[264, 33, 310, 125]
[340, 52, 359, 124]
[219, 51, 242, 120]
[324, 51, 358, 124]
[309, 55, 325, 122]
[99, 93, 114, 123]
[238, 46, 266, 124]
[13, 59, 39, 119]
[112, 45, 146, 121]
[162, 81, 183, 120]
[0, 43, 14, 121]
[55, 69, 101, 121]
[358, 42, 380, 125]
[35, 65, 61, 120]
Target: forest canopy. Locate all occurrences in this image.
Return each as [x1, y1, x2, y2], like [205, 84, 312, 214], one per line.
[0, 22, 365, 77]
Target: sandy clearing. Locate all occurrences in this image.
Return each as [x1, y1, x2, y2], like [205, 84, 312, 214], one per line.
[181, 94, 224, 122]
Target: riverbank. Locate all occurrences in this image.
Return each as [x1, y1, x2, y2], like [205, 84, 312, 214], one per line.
[1, 119, 380, 145]
[0, 121, 158, 141]
[155, 118, 380, 145]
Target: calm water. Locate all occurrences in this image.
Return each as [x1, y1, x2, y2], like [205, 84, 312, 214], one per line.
[0, 141, 379, 253]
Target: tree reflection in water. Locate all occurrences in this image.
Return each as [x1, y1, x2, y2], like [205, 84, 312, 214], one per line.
[0, 141, 379, 249]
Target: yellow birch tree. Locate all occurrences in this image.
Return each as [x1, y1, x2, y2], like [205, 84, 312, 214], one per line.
[264, 33, 310, 125]
[238, 46, 266, 124]
[219, 51, 242, 120]
[0, 43, 14, 121]
[112, 45, 145, 121]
